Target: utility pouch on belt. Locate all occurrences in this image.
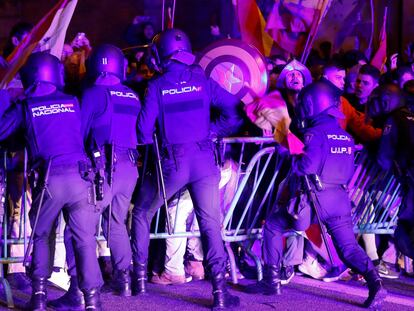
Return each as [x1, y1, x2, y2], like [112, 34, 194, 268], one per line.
[92, 149, 105, 201]
[78, 159, 97, 206]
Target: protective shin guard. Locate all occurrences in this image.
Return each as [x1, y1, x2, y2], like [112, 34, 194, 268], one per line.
[364, 269, 387, 310]
[48, 277, 85, 310]
[211, 272, 240, 310]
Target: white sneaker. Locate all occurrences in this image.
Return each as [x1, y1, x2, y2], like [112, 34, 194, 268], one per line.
[298, 257, 328, 280]
[48, 268, 70, 291]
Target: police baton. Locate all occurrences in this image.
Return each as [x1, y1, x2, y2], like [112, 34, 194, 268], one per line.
[106, 142, 115, 248]
[23, 158, 52, 267]
[303, 175, 336, 269]
[152, 133, 172, 235]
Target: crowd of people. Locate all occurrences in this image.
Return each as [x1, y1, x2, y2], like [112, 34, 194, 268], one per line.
[0, 13, 413, 311]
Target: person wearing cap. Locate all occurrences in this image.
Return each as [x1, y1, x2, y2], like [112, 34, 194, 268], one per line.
[0, 52, 103, 310]
[248, 82, 387, 310]
[131, 28, 243, 310]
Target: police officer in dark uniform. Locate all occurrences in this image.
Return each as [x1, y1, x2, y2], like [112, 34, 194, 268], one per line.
[0, 52, 102, 310]
[250, 82, 387, 310]
[82, 44, 140, 294]
[367, 84, 414, 259]
[53, 44, 141, 309]
[131, 29, 242, 310]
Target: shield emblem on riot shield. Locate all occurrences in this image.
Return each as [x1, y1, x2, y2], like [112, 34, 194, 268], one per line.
[197, 39, 268, 105]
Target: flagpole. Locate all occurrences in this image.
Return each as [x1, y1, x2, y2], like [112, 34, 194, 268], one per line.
[366, 0, 375, 59]
[161, 0, 165, 31]
[301, 0, 323, 63]
[171, 0, 176, 28]
[301, 0, 332, 64]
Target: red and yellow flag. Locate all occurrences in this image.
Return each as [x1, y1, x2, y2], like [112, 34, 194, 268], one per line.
[0, 0, 78, 89]
[266, 0, 330, 57]
[235, 0, 273, 56]
[370, 7, 388, 73]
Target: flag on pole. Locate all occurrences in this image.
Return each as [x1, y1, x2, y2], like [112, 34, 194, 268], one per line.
[370, 7, 388, 73]
[0, 0, 78, 89]
[265, 0, 330, 57]
[235, 0, 273, 56]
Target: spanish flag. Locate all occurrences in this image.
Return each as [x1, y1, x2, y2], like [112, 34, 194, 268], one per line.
[0, 0, 78, 89]
[370, 7, 388, 73]
[235, 0, 273, 56]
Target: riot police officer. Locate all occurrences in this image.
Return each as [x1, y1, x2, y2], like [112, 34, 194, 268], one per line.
[367, 84, 414, 259]
[82, 44, 140, 294]
[0, 52, 102, 310]
[52, 44, 140, 309]
[250, 82, 387, 310]
[131, 29, 242, 310]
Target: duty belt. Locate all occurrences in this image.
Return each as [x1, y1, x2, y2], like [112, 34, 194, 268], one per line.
[46, 162, 82, 175]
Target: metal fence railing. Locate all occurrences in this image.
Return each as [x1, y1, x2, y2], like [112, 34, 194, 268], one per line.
[0, 139, 404, 307]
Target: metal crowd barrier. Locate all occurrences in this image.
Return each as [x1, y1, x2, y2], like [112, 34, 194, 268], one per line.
[348, 150, 401, 234]
[0, 139, 404, 307]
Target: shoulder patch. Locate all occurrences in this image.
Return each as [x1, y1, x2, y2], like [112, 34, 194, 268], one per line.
[383, 124, 392, 135]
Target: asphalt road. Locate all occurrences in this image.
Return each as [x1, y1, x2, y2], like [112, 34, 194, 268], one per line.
[1, 274, 414, 310]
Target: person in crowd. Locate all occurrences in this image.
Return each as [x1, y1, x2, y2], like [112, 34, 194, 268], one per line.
[321, 63, 382, 144]
[346, 64, 380, 113]
[151, 189, 204, 285]
[124, 15, 156, 47]
[396, 66, 414, 89]
[1, 21, 34, 291]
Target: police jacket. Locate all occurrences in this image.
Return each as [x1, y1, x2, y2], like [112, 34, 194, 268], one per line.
[137, 62, 243, 145]
[81, 83, 141, 150]
[292, 115, 355, 185]
[377, 107, 414, 172]
[0, 90, 85, 166]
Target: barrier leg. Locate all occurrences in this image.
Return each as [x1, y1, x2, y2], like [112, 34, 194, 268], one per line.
[245, 244, 263, 281]
[0, 264, 15, 308]
[224, 243, 238, 284]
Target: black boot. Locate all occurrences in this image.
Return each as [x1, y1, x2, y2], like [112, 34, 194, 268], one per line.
[112, 269, 132, 297]
[27, 277, 47, 311]
[245, 265, 281, 295]
[132, 263, 147, 295]
[364, 269, 387, 310]
[82, 288, 102, 311]
[48, 277, 85, 310]
[98, 256, 113, 283]
[211, 272, 240, 310]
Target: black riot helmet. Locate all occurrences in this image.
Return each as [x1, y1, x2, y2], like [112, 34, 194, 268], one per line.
[367, 84, 405, 118]
[88, 44, 125, 80]
[20, 52, 64, 90]
[152, 28, 195, 68]
[296, 81, 344, 128]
